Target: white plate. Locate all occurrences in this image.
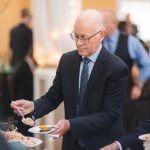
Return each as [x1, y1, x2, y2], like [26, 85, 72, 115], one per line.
[139, 134, 150, 141]
[9, 137, 42, 148]
[28, 125, 56, 134]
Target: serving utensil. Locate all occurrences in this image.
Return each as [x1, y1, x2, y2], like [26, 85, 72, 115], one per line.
[15, 105, 25, 120]
[15, 106, 34, 126]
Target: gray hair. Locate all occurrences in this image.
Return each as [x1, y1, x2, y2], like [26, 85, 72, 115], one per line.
[75, 9, 105, 31]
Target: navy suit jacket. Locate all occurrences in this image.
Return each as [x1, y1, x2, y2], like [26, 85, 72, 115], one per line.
[34, 47, 128, 150]
[119, 120, 150, 150]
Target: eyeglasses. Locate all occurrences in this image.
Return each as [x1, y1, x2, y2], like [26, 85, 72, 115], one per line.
[70, 29, 102, 43]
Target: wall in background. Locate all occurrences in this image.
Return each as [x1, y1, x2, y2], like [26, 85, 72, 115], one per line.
[118, 0, 150, 41]
[82, 0, 117, 11]
[32, 0, 81, 67]
[0, 0, 117, 64]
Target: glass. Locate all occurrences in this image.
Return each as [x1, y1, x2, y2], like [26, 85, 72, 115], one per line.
[70, 29, 102, 43]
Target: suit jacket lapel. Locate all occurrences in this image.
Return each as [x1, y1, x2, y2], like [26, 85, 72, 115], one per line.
[69, 52, 81, 116]
[69, 48, 107, 116]
[85, 47, 107, 97]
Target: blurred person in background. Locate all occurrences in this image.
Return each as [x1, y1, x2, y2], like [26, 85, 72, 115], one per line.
[9, 8, 32, 70]
[102, 9, 150, 133]
[118, 20, 149, 53]
[118, 20, 150, 132]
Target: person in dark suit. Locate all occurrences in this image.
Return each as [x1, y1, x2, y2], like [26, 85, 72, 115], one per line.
[11, 48, 36, 136]
[11, 9, 128, 150]
[10, 8, 32, 69]
[99, 120, 150, 150]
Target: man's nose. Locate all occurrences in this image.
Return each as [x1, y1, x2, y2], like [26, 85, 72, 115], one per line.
[76, 38, 84, 45]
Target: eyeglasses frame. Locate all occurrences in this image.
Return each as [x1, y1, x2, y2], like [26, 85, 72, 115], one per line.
[70, 29, 102, 43]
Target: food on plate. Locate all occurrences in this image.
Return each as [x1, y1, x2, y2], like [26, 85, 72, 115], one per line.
[22, 117, 34, 126]
[3, 130, 36, 146]
[144, 134, 150, 140]
[39, 125, 51, 132]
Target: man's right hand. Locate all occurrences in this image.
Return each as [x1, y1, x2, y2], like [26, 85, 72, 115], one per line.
[10, 100, 34, 116]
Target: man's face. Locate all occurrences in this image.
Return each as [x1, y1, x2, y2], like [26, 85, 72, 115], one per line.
[73, 23, 105, 57]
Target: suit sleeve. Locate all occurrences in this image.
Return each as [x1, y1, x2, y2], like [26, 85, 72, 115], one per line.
[33, 56, 64, 119]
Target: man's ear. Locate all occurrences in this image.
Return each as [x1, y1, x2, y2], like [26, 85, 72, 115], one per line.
[100, 30, 106, 41]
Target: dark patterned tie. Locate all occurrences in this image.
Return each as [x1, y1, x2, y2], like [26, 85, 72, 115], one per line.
[77, 57, 90, 116]
[76, 57, 91, 148]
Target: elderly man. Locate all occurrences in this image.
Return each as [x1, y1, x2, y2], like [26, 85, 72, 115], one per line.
[11, 9, 128, 150]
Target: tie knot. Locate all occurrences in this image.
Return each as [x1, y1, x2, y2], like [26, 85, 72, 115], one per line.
[83, 57, 90, 64]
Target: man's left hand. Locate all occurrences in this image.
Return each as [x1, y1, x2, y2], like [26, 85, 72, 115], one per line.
[54, 119, 70, 136]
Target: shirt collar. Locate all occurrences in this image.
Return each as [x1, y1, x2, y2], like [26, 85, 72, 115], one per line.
[107, 29, 120, 44]
[83, 44, 102, 63]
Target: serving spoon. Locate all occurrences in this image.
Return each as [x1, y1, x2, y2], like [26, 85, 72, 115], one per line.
[12, 101, 34, 126]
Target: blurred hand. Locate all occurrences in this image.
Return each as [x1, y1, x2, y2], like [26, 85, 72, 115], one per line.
[99, 142, 120, 150]
[130, 85, 142, 100]
[10, 100, 34, 116]
[54, 119, 70, 136]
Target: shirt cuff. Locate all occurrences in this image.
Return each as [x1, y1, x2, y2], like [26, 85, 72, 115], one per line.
[115, 141, 123, 150]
